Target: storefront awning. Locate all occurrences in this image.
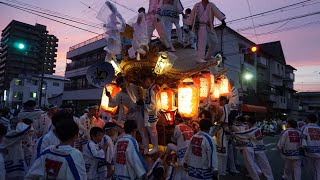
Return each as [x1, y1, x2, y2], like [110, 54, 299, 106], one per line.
[242, 104, 267, 113]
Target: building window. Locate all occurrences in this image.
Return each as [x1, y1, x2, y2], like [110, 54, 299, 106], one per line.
[53, 82, 60, 86]
[30, 92, 37, 98]
[289, 73, 294, 80]
[14, 79, 23, 86]
[31, 80, 38, 85]
[14, 92, 23, 100]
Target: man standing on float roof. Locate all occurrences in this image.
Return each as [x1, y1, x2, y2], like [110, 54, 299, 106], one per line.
[186, 0, 226, 63]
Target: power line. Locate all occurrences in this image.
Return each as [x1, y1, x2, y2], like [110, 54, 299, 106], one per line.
[0, 2, 102, 29]
[109, 0, 137, 13]
[237, 11, 320, 32]
[4, 0, 100, 26]
[227, 0, 315, 23]
[245, 0, 259, 42]
[0, 2, 101, 35]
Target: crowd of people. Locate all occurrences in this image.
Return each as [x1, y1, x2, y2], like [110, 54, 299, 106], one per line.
[0, 79, 319, 180]
[0, 0, 319, 179]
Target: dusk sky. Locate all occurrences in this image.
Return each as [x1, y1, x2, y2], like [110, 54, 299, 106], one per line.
[1, 0, 319, 91]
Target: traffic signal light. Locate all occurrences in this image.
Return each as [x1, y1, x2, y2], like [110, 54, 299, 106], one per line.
[14, 42, 26, 50]
[18, 43, 25, 50]
[241, 46, 258, 54]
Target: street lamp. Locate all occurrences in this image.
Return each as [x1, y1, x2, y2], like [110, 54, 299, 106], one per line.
[244, 72, 253, 80]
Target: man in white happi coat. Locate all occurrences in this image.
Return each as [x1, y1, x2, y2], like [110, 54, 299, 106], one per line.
[183, 118, 218, 180]
[235, 117, 274, 180]
[0, 123, 34, 180]
[141, 74, 162, 155]
[211, 96, 230, 175]
[18, 100, 44, 127]
[106, 76, 149, 153]
[233, 116, 260, 180]
[278, 119, 302, 180]
[34, 105, 58, 138]
[113, 120, 147, 179]
[157, 0, 184, 43]
[186, 0, 226, 63]
[83, 127, 107, 180]
[301, 114, 320, 180]
[79, 105, 102, 150]
[26, 118, 87, 180]
[100, 122, 117, 179]
[147, 0, 176, 51]
[164, 116, 193, 179]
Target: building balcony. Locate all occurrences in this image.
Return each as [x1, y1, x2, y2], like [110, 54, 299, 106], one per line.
[67, 34, 106, 59]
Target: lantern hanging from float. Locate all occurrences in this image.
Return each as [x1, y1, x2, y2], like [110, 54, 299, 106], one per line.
[100, 82, 121, 114]
[160, 87, 177, 126]
[210, 84, 220, 100]
[201, 70, 212, 92]
[178, 78, 199, 118]
[210, 74, 215, 95]
[160, 87, 175, 111]
[154, 52, 177, 75]
[219, 77, 231, 96]
[193, 73, 209, 101]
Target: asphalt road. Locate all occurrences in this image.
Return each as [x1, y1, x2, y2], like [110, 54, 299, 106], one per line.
[220, 135, 311, 180]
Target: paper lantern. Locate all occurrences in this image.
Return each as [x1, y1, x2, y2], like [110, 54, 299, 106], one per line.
[219, 78, 231, 96]
[160, 88, 175, 111]
[100, 83, 121, 114]
[201, 70, 211, 92]
[193, 74, 209, 101]
[178, 79, 199, 118]
[154, 52, 177, 75]
[210, 84, 220, 100]
[210, 74, 215, 94]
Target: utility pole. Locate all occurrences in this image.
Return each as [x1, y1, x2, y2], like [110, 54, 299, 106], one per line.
[38, 57, 45, 107]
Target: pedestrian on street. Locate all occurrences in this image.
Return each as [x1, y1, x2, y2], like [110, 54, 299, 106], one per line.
[301, 114, 320, 180]
[278, 119, 302, 180]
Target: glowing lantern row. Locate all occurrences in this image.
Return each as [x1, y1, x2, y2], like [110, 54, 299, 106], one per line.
[193, 74, 209, 101]
[178, 79, 199, 118]
[100, 83, 121, 114]
[160, 88, 175, 111]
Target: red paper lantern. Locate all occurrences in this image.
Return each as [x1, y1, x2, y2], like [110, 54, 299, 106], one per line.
[178, 79, 199, 118]
[100, 83, 121, 114]
[193, 74, 209, 101]
[160, 88, 175, 111]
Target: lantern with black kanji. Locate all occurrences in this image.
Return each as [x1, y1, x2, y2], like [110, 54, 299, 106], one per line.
[178, 79, 199, 118]
[201, 70, 212, 92]
[193, 73, 209, 101]
[160, 87, 176, 125]
[219, 77, 231, 96]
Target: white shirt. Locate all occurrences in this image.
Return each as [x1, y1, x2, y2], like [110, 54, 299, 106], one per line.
[184, 131, 218, 179]
[301, 123, 320, 158]
[172, 123, 194, 166]
[82, 140, 106, 179]
[114, 134, 147, 179]
[26, 145, 87, 180]
[34, 129, 60, 160]
[35, 112, 52, 137]
[100, 135, 114, 164]
[277, 128, 301, 159]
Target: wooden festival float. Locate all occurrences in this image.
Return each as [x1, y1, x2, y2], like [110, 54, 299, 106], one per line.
[87, 24, 233, 147]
